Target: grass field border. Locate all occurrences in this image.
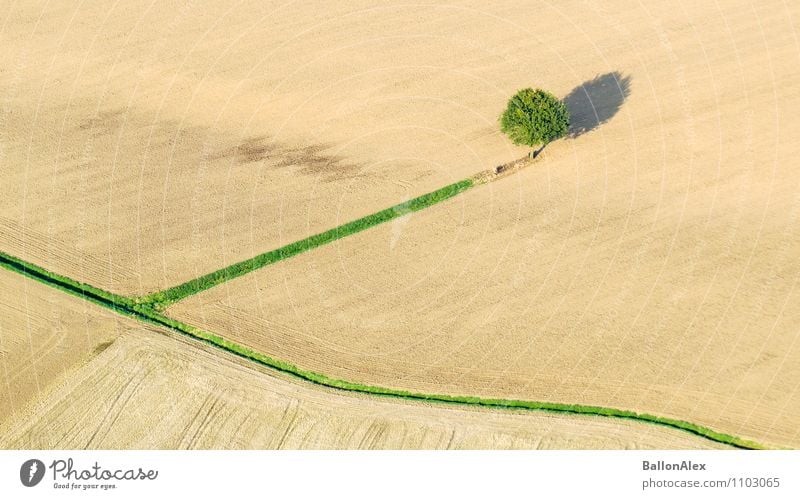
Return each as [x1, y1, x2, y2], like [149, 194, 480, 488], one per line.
[0, 250, 768, 450]
[138, 178, 474, 308]
[0, 252, 135, 308]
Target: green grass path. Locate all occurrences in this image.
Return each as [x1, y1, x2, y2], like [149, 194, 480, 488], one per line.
[139, 179, 474, 308]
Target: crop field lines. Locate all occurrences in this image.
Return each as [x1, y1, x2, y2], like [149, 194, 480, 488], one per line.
[138, 177, 476, 309]
[0, 320, 729, 450]
[0, 160, 771, 450]
[137, 152, 543, 309]
[4, 0, 798, 452]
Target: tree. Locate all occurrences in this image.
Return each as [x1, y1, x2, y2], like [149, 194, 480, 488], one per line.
[499, 88, 569, 157]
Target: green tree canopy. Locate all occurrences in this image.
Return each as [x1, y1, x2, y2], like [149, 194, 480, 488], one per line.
[499, 88, 569, 149]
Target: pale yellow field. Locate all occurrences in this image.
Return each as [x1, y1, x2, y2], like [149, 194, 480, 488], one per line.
[2, 0, 799, 450]
[2, 0, 546, 295]
[6, 1, 794, 297]
[0, 270, 123, 423]
[0, 272, 727, 449]
[167, 1, 800, 449]
[7, 334, 731, 450]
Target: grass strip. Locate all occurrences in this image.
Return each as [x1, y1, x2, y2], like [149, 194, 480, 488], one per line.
[0, 251, 135, 309]
[0, 250, 768, 450]
[138, 178, 474, 308]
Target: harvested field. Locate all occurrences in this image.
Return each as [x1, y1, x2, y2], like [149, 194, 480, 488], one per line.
[0, 322, 727, 450]
[1, 0, 554, 295]
[2, 0, 799, 451]
[0, 270, 124, 426]
[168, 0, 800, 449]
[0, 251, 760, 448]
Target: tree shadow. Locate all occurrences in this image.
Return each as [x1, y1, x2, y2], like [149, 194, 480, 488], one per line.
[563, 72, 632, 138]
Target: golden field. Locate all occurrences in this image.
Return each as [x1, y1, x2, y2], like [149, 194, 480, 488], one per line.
[163, 1, 800, 448]
[2, 0, 799, 449]
[3, 0, 544, 295]
[0, 274, 727, 449]
[0, 271, 122, 421]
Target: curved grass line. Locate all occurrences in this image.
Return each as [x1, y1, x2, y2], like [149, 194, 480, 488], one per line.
[138, 178, 474, 308]
[0, 250, 768, 450]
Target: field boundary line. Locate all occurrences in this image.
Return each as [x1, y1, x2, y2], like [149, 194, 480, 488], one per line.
[138, 178, 474, 308]
[138, 152, 544, 308]
[0, 250, 770, 450]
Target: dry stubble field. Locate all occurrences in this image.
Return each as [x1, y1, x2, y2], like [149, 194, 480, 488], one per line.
[1, 0, 554, 295]
[0, 274, 727, 449]
[1, 0, 799, 449]
[167, 0, 800, 448]
[0, 271, 122, 421]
